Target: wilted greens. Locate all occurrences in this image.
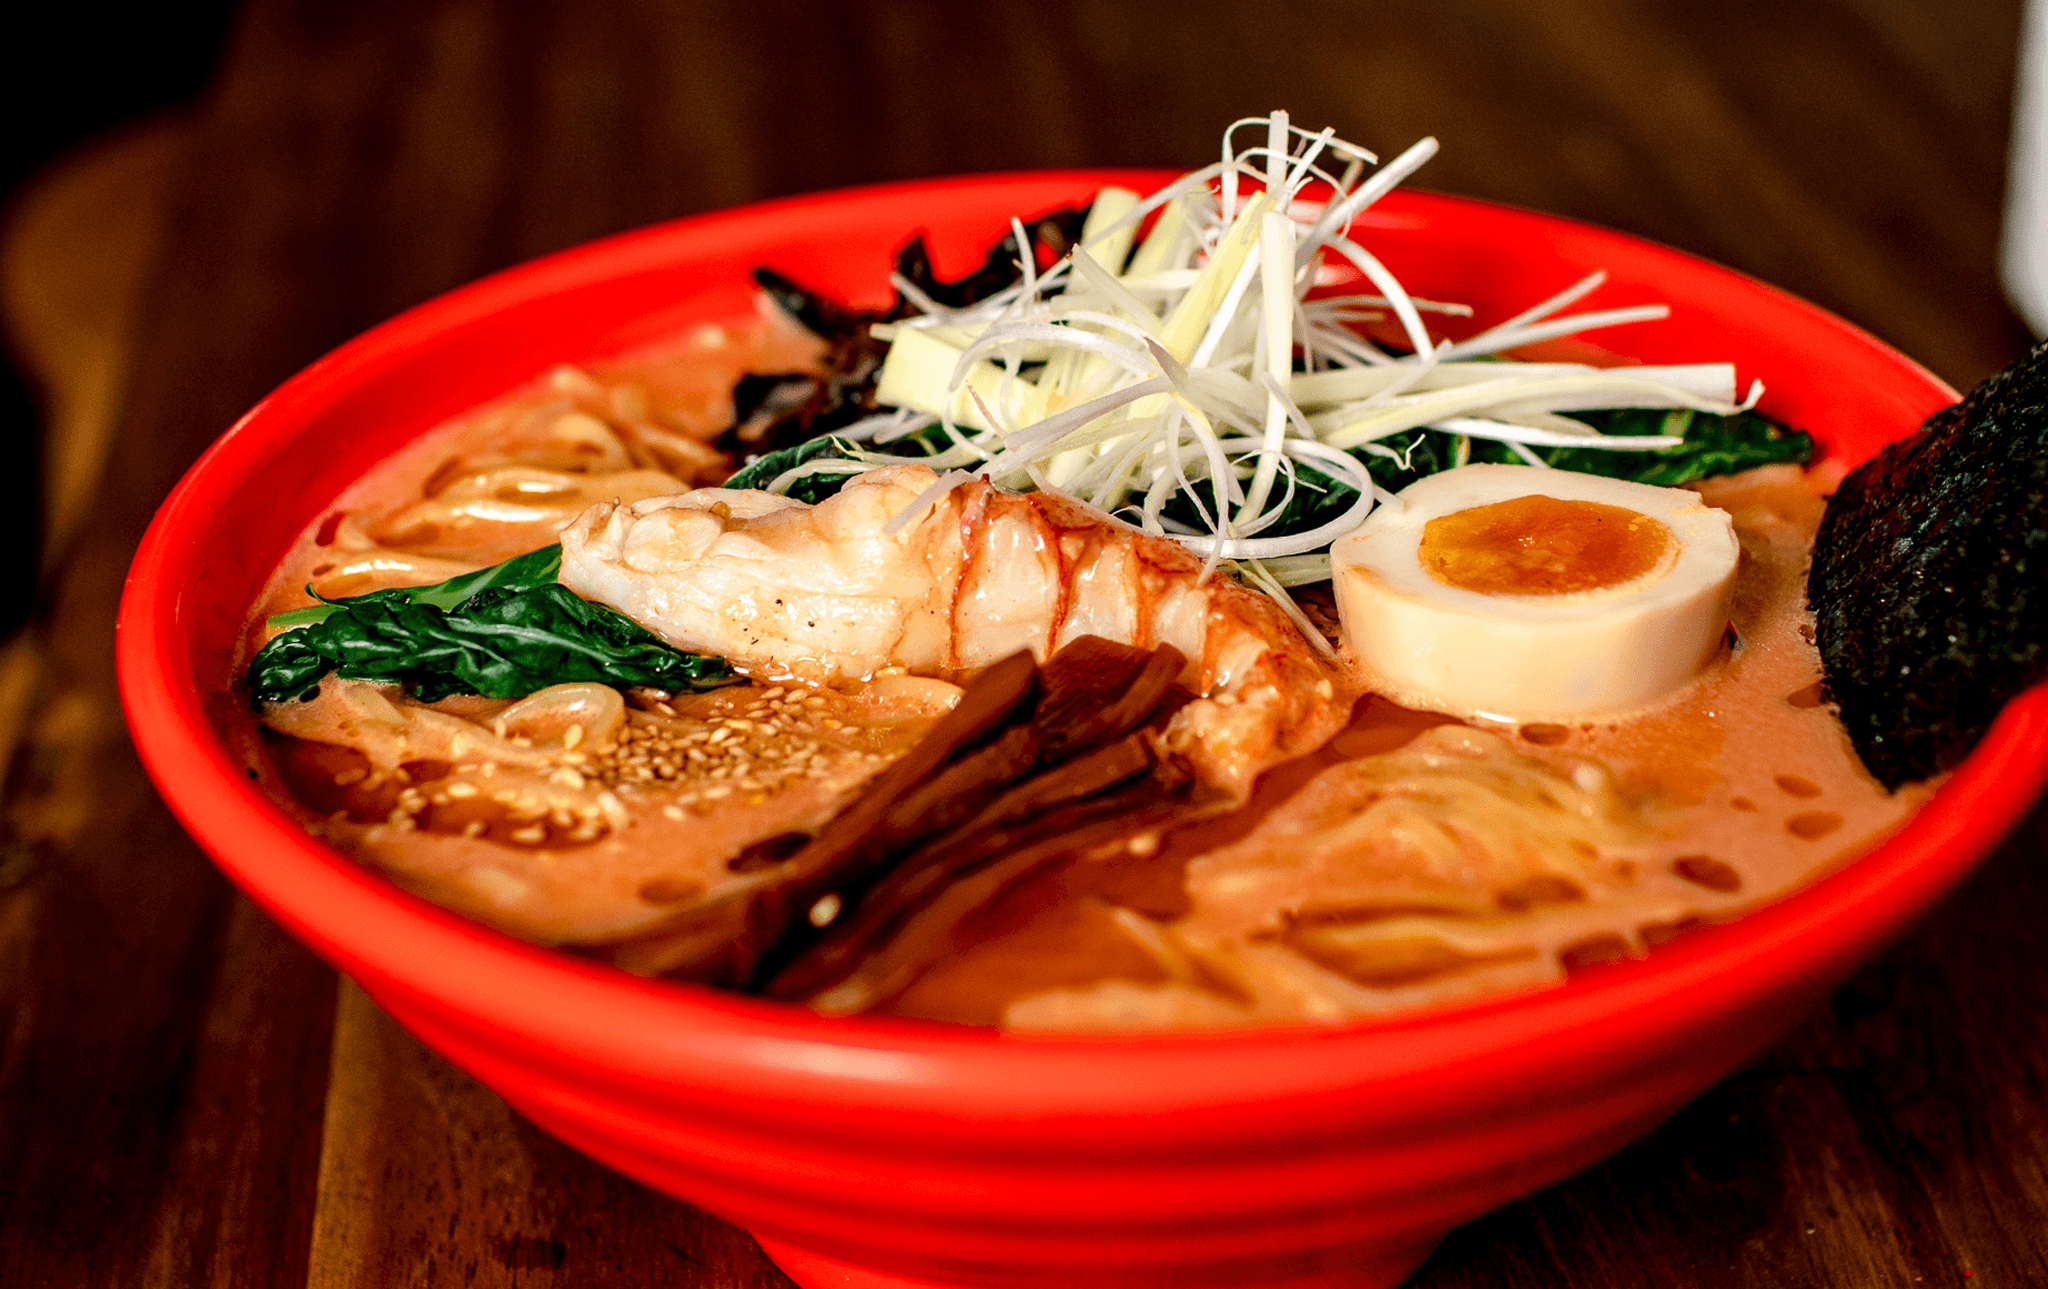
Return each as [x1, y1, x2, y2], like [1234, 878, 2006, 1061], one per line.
[248, 545, 733, 704]
[1154, 405, 1810, 552]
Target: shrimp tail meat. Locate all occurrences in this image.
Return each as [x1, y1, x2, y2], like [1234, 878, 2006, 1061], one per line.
[557, 465, 1355, 796]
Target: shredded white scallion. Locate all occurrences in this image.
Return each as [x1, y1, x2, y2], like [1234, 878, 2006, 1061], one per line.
[763, 113, 1766, 627]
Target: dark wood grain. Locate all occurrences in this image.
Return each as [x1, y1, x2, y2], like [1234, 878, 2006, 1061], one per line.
[308, 983, 792, 1289]
[0, 0, 2038, 1285]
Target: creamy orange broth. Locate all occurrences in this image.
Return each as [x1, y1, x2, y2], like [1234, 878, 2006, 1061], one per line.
[250, 315, 820, 612]
[237, 315, 957, 949]
[238, 322, 1924, 1030]
[889, 466, 1930, 1029]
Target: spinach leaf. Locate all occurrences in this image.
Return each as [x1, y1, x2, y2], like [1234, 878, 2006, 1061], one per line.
[1354, 428, 1460, 495]
[1155, 429, 1455, 538]
[723, 434, 869, 502]
[249, 548, 733, 704]
[1465, 407, 1813, 485]
[1159, 407, 1810, 548]
[724, 425, 948, 504]
[266, 543, 566, 629]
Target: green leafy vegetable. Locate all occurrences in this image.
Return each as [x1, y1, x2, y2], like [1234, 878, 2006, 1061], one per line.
[722, 434, 869, 502]
[249, 547, 733, 704]
[266, 544, 567, 629]
[1464, 406, 1813, 486]
[724, 426, 947, 504]
[1160, 407, 1810, 548]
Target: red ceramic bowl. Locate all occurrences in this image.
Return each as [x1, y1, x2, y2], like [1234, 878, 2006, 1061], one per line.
[117, 172, 2048, 1289]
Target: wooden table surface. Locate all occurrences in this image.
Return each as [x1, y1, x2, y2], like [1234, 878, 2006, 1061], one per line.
[3, 2, 2044, 1285]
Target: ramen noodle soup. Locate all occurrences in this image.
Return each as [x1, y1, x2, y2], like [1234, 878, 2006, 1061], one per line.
[237, 119, 1989, 1031]
[235, 328, 1929, 1032]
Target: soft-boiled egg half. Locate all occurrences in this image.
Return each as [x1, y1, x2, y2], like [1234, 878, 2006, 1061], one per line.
[1331, 464, 1740, 721]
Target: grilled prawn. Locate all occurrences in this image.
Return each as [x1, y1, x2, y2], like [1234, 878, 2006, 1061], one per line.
[558, 465, 1352, 795]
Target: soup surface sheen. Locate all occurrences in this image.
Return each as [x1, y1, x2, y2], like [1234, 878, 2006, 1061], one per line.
[239, 320, 1926, 1031]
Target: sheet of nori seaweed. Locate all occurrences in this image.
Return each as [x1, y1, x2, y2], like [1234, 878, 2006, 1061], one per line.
[1807, 342, 2048, 789]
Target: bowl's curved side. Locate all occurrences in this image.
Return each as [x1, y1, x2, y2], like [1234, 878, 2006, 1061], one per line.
[373, 967, 1822, 1286]
[118, 172, 2044, 1288]
[371, 684, 2048, 1289]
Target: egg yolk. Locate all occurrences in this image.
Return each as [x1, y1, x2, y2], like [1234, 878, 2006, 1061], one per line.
[1420, 494, 1671, 595]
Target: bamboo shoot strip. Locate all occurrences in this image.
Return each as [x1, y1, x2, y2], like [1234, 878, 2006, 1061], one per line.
[748, 638, 1186, 988]
[608, 634, 1174, 992]
[626, 649, 1041, 986]
[1034, 637, 1186, 757]
[789, 787, 1209, 1015]
[875, 725, 1044, 852]
[762, 640, 1190, 1000]
[768, 731, 1165, 1002]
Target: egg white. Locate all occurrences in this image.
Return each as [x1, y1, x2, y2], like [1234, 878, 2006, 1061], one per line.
[1331, 464, 1740, 721]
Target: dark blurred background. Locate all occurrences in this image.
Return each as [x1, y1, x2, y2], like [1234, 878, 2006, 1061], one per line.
[2, 5, 2029, 641]
[1, 2, 239, 636]
[0, 3, 2030, 653]
[0, 5, 236, 198]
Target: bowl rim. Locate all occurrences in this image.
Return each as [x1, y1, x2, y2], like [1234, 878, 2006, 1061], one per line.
[116, 169, 2048, 1127]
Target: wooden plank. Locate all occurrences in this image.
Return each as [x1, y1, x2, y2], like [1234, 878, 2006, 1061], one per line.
[307, 981, 793, 1289]
[0, 95, 342, 1270]
[135, 902, 337, 1289]
[0, 691, 336, 1289]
